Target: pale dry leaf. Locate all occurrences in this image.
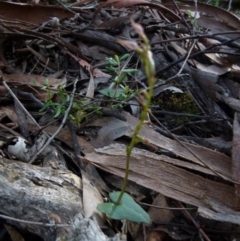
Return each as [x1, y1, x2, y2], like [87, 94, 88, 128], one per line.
[191, 68, 225, 98]
[92, 68, 112, 78]
[85, 72, 95, 105]
[2, 73, 66, 87]
[0, 106, 19, 124]
[82, 171, 105, 226]
[216, 93, 240, 112]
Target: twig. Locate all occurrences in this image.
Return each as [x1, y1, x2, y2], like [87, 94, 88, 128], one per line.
[228, 0, 232, 11]
[172, 0, 192, 34]
[151, 29, 240, 49]
[147, 35, 240, 86]
[54, 0, 83, 20]
[2, 81, 44, 132]
[65, 120, 85, 170]
[0, 213, 69, 227]
[177, 201, 211, 241]
[165, 39, 197, 82]
[152, 110, 230, 120]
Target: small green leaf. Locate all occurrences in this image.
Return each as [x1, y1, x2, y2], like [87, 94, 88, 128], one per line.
[120, 54, 130, 61]
[114, 73, 127, 83]
[106, 57, 117, 66]
[122, 69, 138, 74]
[33, 79, 38, 85]
[99, 88, 116, 98]
[99, 88, 125, 99]
[106, 66, 117, 72]
[96, 110, 103, 115]
[45, 79, 49, 85]
[97, 192, 151, 224]
[39, 100, 52, 112]
[114, 54, 120, 65]
[54, 106, 62, 118]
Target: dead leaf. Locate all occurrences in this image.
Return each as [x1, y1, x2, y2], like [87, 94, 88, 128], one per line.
[85, 72, 95, 105]
[232, 112, 240, 198]
[1, 73, 67, 101]
[145, 194, 173, 241]
[123, 112, 232, 180]
[82, 171, 105, 226]
[92, 68, 112, 78]
[0, 1, 74, 25]
[84, 117, 131, 148]
[0, 106, 19, 124]
[216, 93, 240, 112]
[84, 143, 240, 225]
[2, 73, 65, 87]
[191, 68, 225, 99]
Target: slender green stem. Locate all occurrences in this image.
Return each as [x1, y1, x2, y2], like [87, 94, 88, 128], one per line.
[116, 39, 156, 205]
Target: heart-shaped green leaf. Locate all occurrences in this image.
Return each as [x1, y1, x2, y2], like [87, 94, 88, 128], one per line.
[97, 192, 151, 224]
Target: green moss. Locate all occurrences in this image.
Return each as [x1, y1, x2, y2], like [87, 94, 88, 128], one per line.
[155, 91, 200, 126]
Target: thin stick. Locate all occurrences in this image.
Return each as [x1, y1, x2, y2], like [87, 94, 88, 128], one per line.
[0, 213, 69, 227]
[3, 81, 43, 130]
[177, 201, 211, 241]
[165, 39, 197, 82]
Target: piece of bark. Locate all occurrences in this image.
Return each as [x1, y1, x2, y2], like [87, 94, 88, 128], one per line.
[0, 155, 127, 241]
[69, 213, 125, 241]
[84, 143, 240, 225]
[123, 112, 232, 180]
[0, 157, 82, 241]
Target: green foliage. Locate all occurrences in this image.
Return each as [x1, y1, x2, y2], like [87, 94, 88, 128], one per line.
[40, 82, 96, 123]
[156, 91, 200, 126]
[40, 80, 70, 118]
[40, 54, 139, 124]
[99, 86, 136, 101]
[98, 20, 155, 224]
[208, 0, 220, 7]
[97, 192, 150, 224]
[100, 54, 139, 104]
[186, 10, 201, 30]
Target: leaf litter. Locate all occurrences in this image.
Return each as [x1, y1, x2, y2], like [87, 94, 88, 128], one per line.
[1, 0, 240, 240]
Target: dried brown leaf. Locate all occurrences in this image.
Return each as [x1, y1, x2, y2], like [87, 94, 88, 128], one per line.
[0, 1, 74, 25]
[145, 194, 173, 241]
[88, 117, 131, 148]
[123, 112, 232, 180]
[84, 143, 240, 224]
[2, 73, 66, 88]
